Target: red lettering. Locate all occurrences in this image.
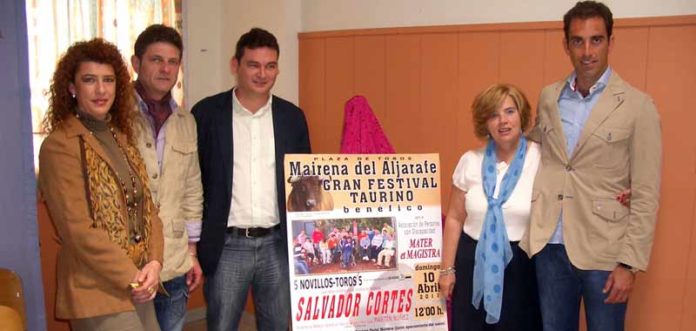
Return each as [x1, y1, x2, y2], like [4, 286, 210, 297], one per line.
[312, 296, 320, 320]
[327, 295, 336, 318]
[303, 297, 312, 321]
[397, 290, 406, 312]
[336, 294, 345, 318]
[390, 290, 399, 313]
[345, 294, 354, 317]
[380, 291, 390, 314]
[353, 293, 362, 317]
[321, 295, 330, 319]
[296, 297, 305, 321]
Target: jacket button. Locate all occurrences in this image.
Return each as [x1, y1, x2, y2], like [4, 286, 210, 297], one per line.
[146, 143, 152, 148]
[557, 194, 564, 201]
[152, 173, 158, 179]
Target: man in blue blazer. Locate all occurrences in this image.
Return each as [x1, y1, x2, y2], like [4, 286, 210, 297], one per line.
[192, 27, 311, 330]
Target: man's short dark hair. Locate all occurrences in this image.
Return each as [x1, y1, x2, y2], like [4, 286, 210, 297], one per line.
[234, 27, 280, 62]
[563, 1, 614, 40]
[134, 24, 183, 60]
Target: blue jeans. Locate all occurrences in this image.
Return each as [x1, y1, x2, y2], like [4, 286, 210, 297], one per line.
[535, 244, 627, 331]
[204, 229, 290, 331]
[154, 275, 189, 331]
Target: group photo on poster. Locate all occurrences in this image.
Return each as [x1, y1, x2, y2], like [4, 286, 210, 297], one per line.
[291, 217, 398, 275]
[285, 154, 447, 330]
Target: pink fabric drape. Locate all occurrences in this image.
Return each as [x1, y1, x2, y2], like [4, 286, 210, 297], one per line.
[339, 96, 395, 154]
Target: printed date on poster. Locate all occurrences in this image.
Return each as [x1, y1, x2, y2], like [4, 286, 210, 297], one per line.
[412, 264, 446, 320]
[415, 268, 440, 300]
[414, 304, 444, 318]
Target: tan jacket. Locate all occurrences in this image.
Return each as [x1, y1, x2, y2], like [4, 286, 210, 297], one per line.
[39, 115, 163, 319]
[133, 102, 203, 282]
[520, 73, 662, 272]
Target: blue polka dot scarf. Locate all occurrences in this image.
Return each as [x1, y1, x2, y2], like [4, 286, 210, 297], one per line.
[472, 136, 528, 323]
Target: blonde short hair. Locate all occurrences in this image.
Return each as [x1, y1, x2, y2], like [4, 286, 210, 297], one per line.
[471, 84, 531, 140]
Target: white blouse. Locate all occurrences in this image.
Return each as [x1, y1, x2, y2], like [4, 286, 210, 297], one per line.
[452, 142, 540, 241]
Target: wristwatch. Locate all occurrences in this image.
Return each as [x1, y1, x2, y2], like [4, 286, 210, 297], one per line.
[618, 263, 639, 274]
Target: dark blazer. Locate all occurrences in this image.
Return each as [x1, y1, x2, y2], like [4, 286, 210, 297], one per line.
[191, 89, 311, 276]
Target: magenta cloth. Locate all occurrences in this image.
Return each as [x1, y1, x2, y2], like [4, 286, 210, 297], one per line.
[340, 96, 395, 154]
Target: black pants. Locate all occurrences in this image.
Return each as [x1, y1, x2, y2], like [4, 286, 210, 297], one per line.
[450, 232, 542, 331]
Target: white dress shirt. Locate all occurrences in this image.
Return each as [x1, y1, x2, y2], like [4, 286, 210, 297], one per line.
[228, 89, 279, 228]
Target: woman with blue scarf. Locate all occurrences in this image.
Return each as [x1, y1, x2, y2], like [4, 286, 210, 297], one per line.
[439, 84, 542, 330]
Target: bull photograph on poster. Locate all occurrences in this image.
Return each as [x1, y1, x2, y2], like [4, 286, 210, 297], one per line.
[284, 154, 447, 330]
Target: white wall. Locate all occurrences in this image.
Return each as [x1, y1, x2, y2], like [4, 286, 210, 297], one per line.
[183, 0, 225, 107]
[185, 0, 696, 105]
[184, 0, 301, 106]
[301, 0, 696, 31]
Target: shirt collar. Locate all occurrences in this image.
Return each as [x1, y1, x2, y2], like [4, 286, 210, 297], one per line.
[232, 88, 273, 117]
[134, 86, 180, 115]
[566, 66, 612, 96]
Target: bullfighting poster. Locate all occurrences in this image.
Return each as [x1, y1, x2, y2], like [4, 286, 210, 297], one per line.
[284, 154, 447, 330]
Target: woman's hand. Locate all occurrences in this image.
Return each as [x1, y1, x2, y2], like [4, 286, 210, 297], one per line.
[131, 260, 162, 304]
[439, 186, 467, 301]
[439, 273, 456, 300]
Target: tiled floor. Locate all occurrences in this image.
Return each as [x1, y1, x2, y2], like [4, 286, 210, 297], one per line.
[183, 311, 257, 331]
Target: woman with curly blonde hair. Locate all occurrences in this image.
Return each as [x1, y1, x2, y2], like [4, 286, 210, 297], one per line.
[39, 38, 163, 330]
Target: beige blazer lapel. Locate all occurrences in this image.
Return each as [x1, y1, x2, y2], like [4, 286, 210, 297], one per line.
[544, 82, 570, 163]
[571, 74, 626, 160]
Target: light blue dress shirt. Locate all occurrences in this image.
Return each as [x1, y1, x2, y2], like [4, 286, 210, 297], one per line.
[549, 67, 612, 244]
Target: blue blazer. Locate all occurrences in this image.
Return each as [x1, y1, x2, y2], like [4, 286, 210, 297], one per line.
[191, 89, 311, 276]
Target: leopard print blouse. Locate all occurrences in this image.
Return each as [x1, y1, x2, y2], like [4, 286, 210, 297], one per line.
[79, 135, 155, 268]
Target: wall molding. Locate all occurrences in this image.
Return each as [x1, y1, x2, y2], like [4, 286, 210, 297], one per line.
[299, 14, 696, 38]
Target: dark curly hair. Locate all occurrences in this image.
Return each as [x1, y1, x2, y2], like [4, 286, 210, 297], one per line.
[44, 38, 135, 140]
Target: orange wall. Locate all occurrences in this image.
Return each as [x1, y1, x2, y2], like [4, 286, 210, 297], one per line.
[299, 15, 696, 330]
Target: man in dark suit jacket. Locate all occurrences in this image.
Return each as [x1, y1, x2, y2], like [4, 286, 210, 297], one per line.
[192, 27, 311, 331]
